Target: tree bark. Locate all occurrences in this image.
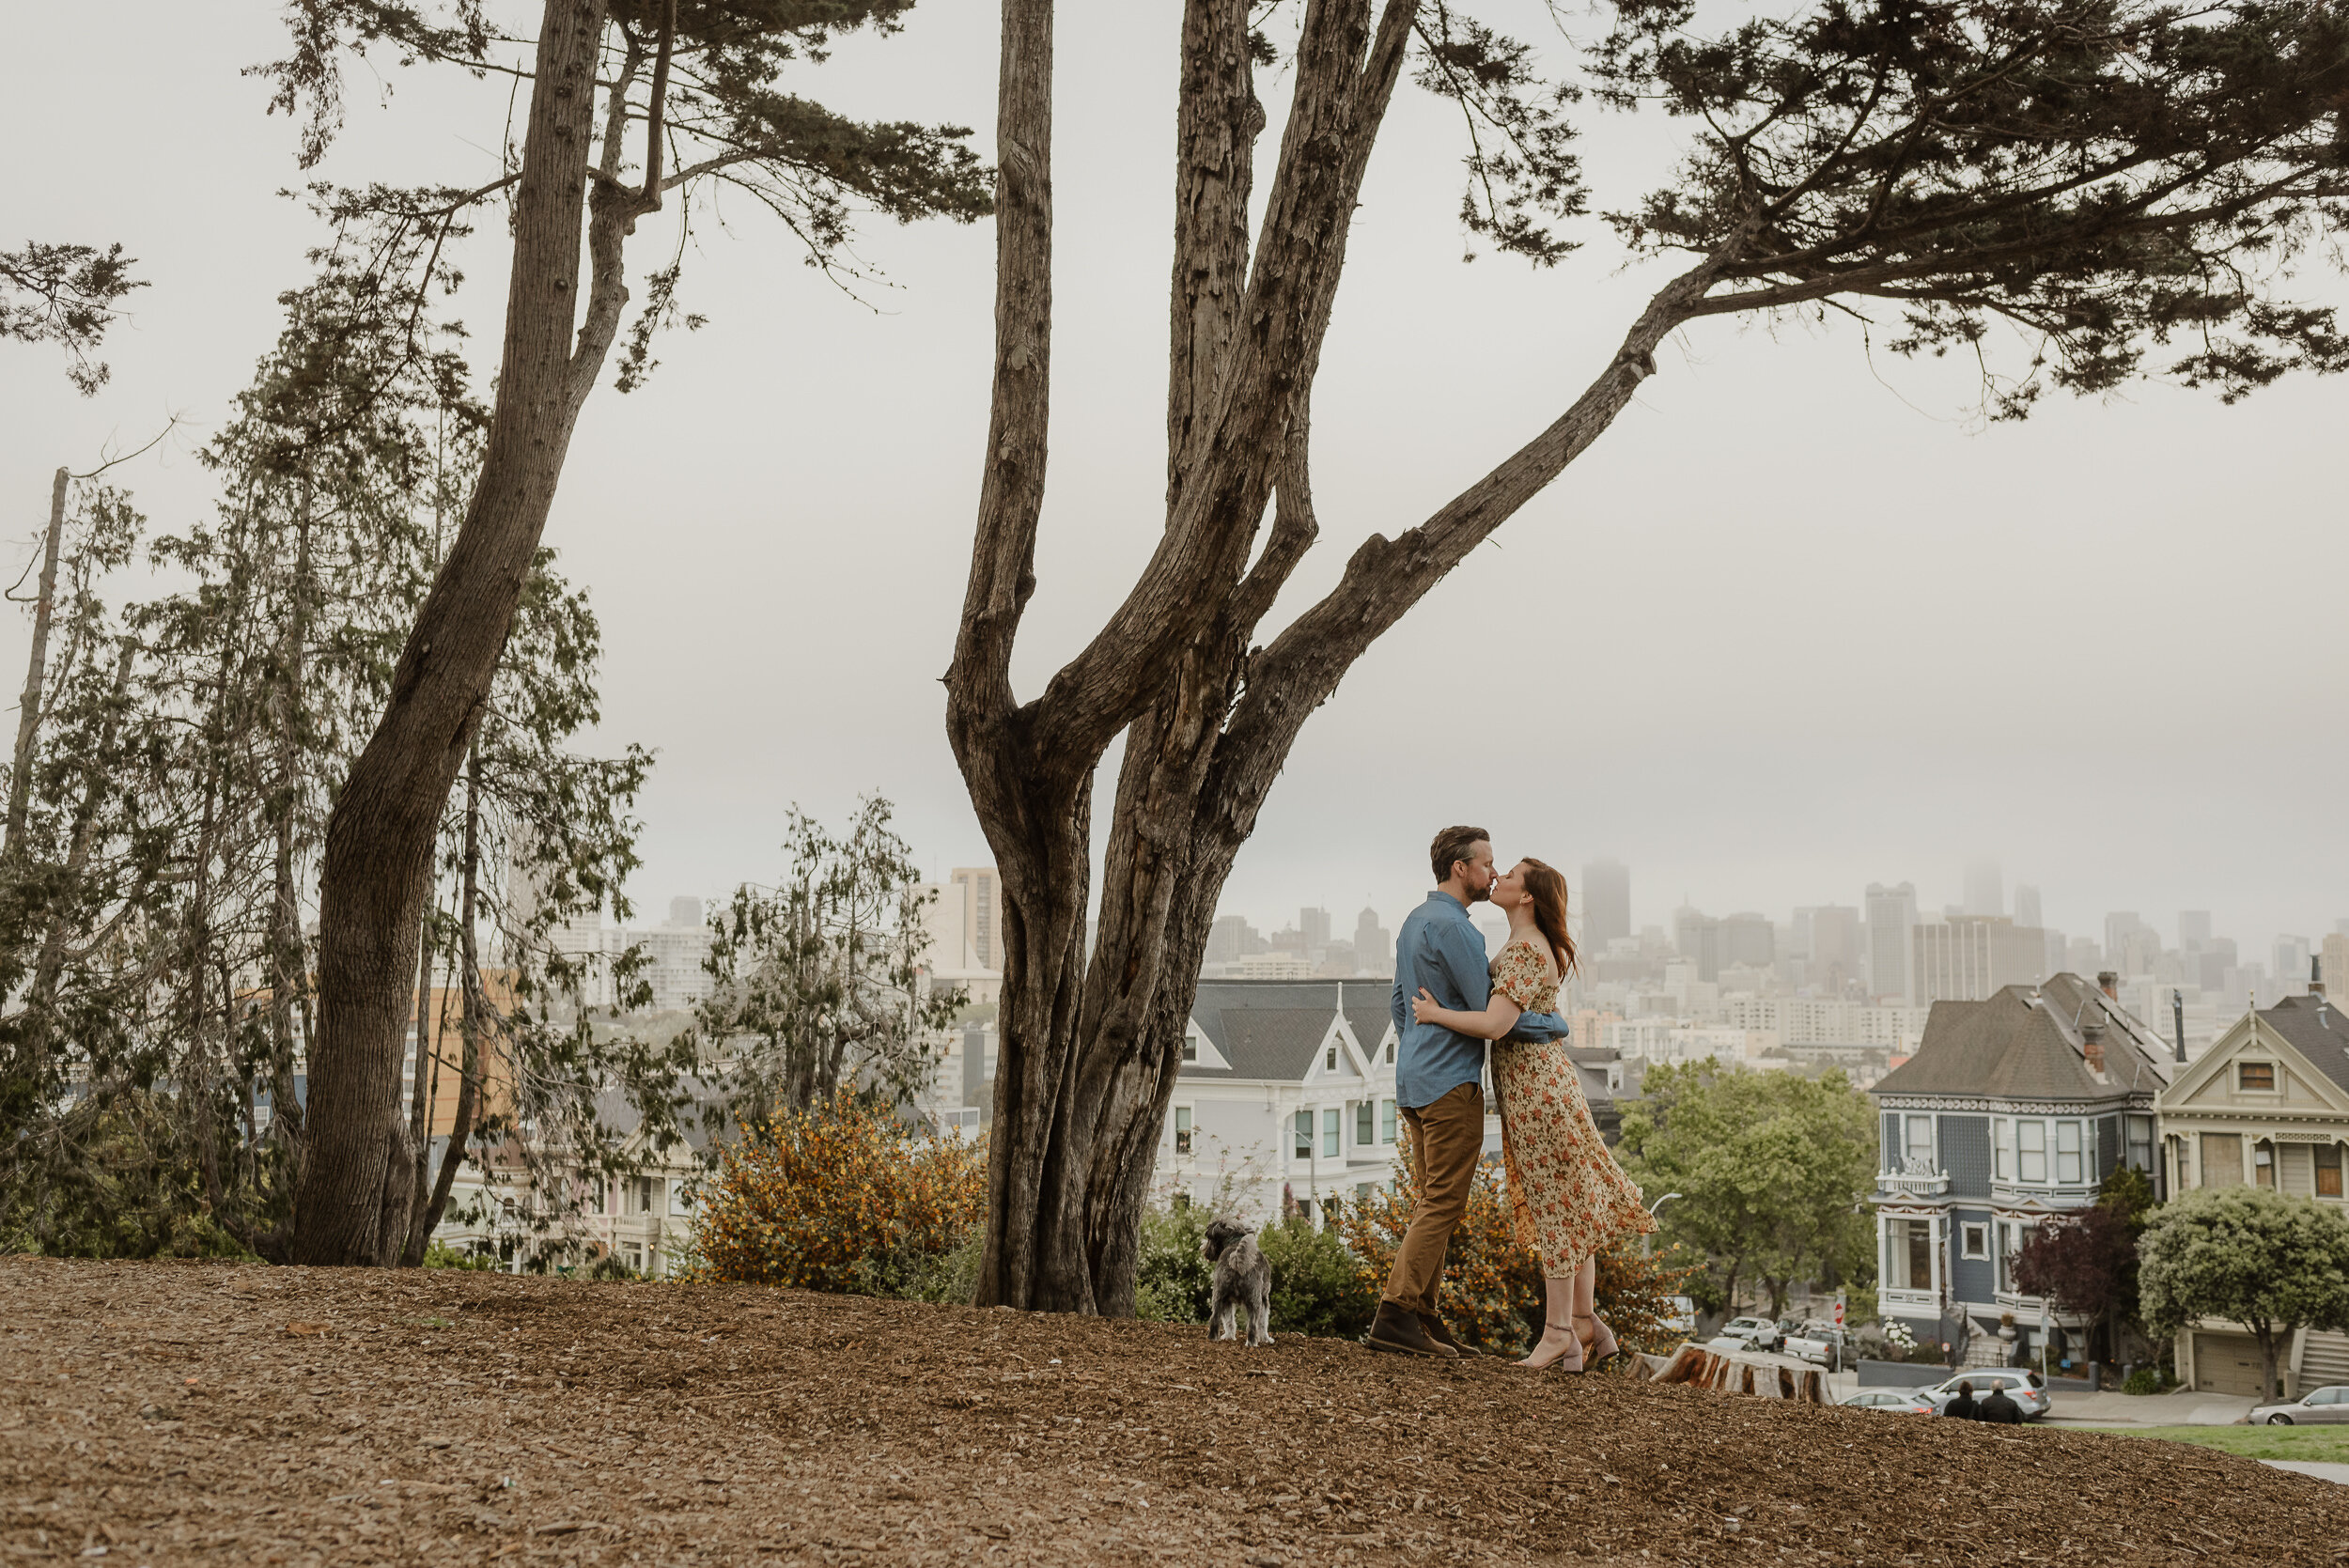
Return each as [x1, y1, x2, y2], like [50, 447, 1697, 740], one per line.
[948, 0, 1745, 1315]
[292, 0, 651, 1265]
[404, 746, 485, 1265]
[263, 475, 316, 1183]
[5, 468, 69, 860]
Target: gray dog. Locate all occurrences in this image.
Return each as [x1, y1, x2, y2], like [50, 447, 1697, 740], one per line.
[1199, 1218, 1274, 1346]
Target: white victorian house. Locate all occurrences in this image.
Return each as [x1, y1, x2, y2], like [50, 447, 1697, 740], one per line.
[2156, 988, 2349, 1397]
[1868, 973, 2171, 1365]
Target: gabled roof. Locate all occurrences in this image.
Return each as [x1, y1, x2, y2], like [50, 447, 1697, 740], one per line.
[1871, 973, 2169, 1103]
[2258, 993, 2349, 1096]
[1184, 978, 1392, 1082]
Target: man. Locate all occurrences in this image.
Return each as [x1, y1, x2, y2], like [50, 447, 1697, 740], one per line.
[1941, 1379, 1980, 1420]
[1365, 825, 1572, 1358]
[1975, 1382, 2025, 1424]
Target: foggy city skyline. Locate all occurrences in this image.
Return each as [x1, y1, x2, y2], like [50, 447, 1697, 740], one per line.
[7, 6, 2343, 964]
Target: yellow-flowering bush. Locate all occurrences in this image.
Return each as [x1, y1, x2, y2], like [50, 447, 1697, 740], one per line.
[691, 1090, 986, 1296]
[1335, 1130, 1700, 1358]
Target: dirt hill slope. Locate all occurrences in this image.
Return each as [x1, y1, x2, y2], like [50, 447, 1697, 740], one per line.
[3, 1256, 2341, 1565]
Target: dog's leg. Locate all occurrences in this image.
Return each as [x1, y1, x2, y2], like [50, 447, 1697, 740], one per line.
[1208, 1287, 1232, 1341]
[1249, 1271, 1275, 1346]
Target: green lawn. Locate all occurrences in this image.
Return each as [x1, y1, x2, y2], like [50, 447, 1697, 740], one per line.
[2071, 1423, 2349, 1464]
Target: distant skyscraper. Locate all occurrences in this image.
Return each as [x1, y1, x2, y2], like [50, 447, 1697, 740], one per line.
[1721, 912, 1775, 970]
[668, 895, 704, 929]
[1673, 907, 1722, 982]
[1911, 915, 2046, 1003]
[2104, 912, 2147, 966]
[2276, 935, 2313, 995]
[1354, 907, 1392, 977]
[1581, 859, 1631, 950]
[1865, 882, 1919, 1003]
[2178, 910, 2213, 952]
[948, 867, 1001, 969]
[1964, 857, 2003, 917]
[1809, 906, 1863, 995]
[2013, 884, 2042, 930]
[1299, 907, 1332, 953]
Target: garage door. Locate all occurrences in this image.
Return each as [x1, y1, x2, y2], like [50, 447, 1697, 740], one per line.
[2193, 1332, 2270, 1396]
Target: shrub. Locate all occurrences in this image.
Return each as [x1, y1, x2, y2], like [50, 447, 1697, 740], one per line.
[2123, 1366, 2163, 1396]
[1261, 1218, 1378, 1341]
[1134, 1203, 1214, 1324]
[421, 1240, 501, 1271]
[1332, 1137, 1699, 1358]
[691, 1089, 985, 1294]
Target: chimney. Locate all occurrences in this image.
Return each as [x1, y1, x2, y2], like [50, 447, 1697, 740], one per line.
[2097, 970, 2119, 1001]
[2081, 1019, 2107, 1073]
[2171, 988, 2187, 1063]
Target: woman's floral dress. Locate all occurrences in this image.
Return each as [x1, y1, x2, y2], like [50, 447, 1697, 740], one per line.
[1490, 939, 1657, 1270]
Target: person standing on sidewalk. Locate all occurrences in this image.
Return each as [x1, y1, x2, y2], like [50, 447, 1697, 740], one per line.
[1365, 826, 1570, 1358]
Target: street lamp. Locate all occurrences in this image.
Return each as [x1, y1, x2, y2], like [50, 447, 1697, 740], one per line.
[1642, 1191, 1683, 1256]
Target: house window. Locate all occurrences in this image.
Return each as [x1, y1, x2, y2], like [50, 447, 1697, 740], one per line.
[2125, 1114, 2155, 1172]
[633, 1176, 656, 1215]
[2018, 1121, 2047, 1183]
[1182, 1034, 1198, 1063]
[2200, 1132, 2244, 1188]
[2318, 1143, 2343, 1198]
[1381, 1099, 1397, 1144]
[1997, 1221, 2020, 1294]
[1994, 1118, 2015, 1180]
[1384, 1040, 1395, 1064]
[1885, 1218, 1934, 1291]
[1960, 1223, 1988, 1260]
[1356, 1182, 1375, 1205]
[1174, 1106, 1193, 1156]
[2254, 1140, 2275, 1189]
[1322, 1108, 1340, 1159]
[588, 1179, 607, 1215]
[1356, 1101, 1374, 1146]
[1326, 1045, 1338, 1071]
[2056, 1121, 2082, 1184]
[1294, 1110, 1313, 1159]
[2239, 1062, 2277, 1092]
[1904, 1115, 1935, 1168]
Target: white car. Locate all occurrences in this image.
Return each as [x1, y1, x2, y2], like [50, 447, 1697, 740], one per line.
[2250, 1385, 2349, 1425]
[1840, 1389, 1936, 1415]
[1916, 1369, 2051, 1421]
[1708, 1315, 1782, 1353]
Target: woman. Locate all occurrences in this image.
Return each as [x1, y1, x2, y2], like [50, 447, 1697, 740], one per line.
[1411, 858, 1655, 1372]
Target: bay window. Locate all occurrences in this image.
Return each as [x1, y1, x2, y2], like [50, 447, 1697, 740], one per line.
[2018, 1120, 2046, 1182]
[2056, 1121, 2082, 1183]
[1994, 1118, 2015, 1180]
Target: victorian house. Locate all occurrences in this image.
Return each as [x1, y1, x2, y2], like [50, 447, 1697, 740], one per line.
[2155, 986, 2349, 1397]
[1155, 977, 1626, 1224]
[1869, 973, 2171, 1362]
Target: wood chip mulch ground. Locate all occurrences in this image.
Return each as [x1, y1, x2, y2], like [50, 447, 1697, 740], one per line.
[6, 1255, 2345, 1566]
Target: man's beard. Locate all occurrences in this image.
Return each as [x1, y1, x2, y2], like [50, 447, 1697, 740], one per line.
[1468, 882, 1491, 904]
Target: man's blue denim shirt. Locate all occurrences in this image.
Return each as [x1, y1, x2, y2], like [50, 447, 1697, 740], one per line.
[1389, 890, 1569, 1110]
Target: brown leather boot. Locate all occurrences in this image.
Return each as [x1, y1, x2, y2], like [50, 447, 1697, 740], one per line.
[1417, 1312, 1479, 1358]
[1366, 1302, 1457, 1358]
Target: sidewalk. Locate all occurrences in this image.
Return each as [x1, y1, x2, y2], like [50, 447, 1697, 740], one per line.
[2039, 1387, 2256, 1428]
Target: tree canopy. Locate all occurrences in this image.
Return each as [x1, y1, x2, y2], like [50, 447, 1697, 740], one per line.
[2139, 1187, 2349, 1399]
[1, 241, 145, 395]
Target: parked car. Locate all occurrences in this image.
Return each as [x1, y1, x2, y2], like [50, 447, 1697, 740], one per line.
[2250, 1385, 2349, 1425]
[1782, 1322, 1858, 1368]
[1839, 1389, 1936, 1415]
[1916, 1369, 2051, 1421]
[1713, 1315, 1783, 1352]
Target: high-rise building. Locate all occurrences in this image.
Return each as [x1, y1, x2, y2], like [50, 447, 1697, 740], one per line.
[1581, 860, 1631, 950]
[669, 895, 704, 929]
[2066, 935, 2102, 974]
[2178, 910, 2213, 953]
[1865, 882, 1919, 1003]
[2105, 912, 2149, 967]
[1809, 906, 1863, 995]
[1910, 915, 2046, 1004]
[1354, 908, 1392, 977]
[944, 868, 1001, 967]
[2321, 932, 2348, 997]
[1964, 857, 2003, 917]
[1673, 908, 1722, 983]
[1721, 912, 1774, 970]
[1299, 907, 1332, 953]
[2276, 935, 2313, 995]
[2013, 884, 2042, 930]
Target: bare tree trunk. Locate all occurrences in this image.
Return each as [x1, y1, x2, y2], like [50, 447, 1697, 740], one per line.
[5, 468, 69, 860]
[406, 747, 485, 1265]
[403, 910, 436, 1251]
[293, 0, 656, 1265]
[264, 476, 316, 1176]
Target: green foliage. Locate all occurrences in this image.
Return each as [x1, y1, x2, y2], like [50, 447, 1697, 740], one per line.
[2123, 1366, 2165, 1396]
[694, 797, 961, 1125]
[1260, 1219, 1378, 1342]
[0, 239, 145, 394]
[1615, 1061, 1876, 1316]
[2139, 1188, 2349, 1340]
[1133, 1203, 1214, 1326]
[421, 1240, 500, 1271]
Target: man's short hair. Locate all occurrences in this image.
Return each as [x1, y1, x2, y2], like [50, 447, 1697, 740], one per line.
[1430, 825, 1490, 886]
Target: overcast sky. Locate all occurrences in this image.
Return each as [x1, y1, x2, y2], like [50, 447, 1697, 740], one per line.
[6, 4, 2344, 961]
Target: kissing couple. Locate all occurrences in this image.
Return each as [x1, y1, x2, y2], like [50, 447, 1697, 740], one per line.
[1365, 825, 1656, 1371]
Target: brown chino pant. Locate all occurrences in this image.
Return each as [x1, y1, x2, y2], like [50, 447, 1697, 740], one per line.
[1379, 1080, 1485, 1315]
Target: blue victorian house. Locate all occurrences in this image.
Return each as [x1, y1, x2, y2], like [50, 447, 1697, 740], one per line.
[1869, 972, 2171, 1364]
